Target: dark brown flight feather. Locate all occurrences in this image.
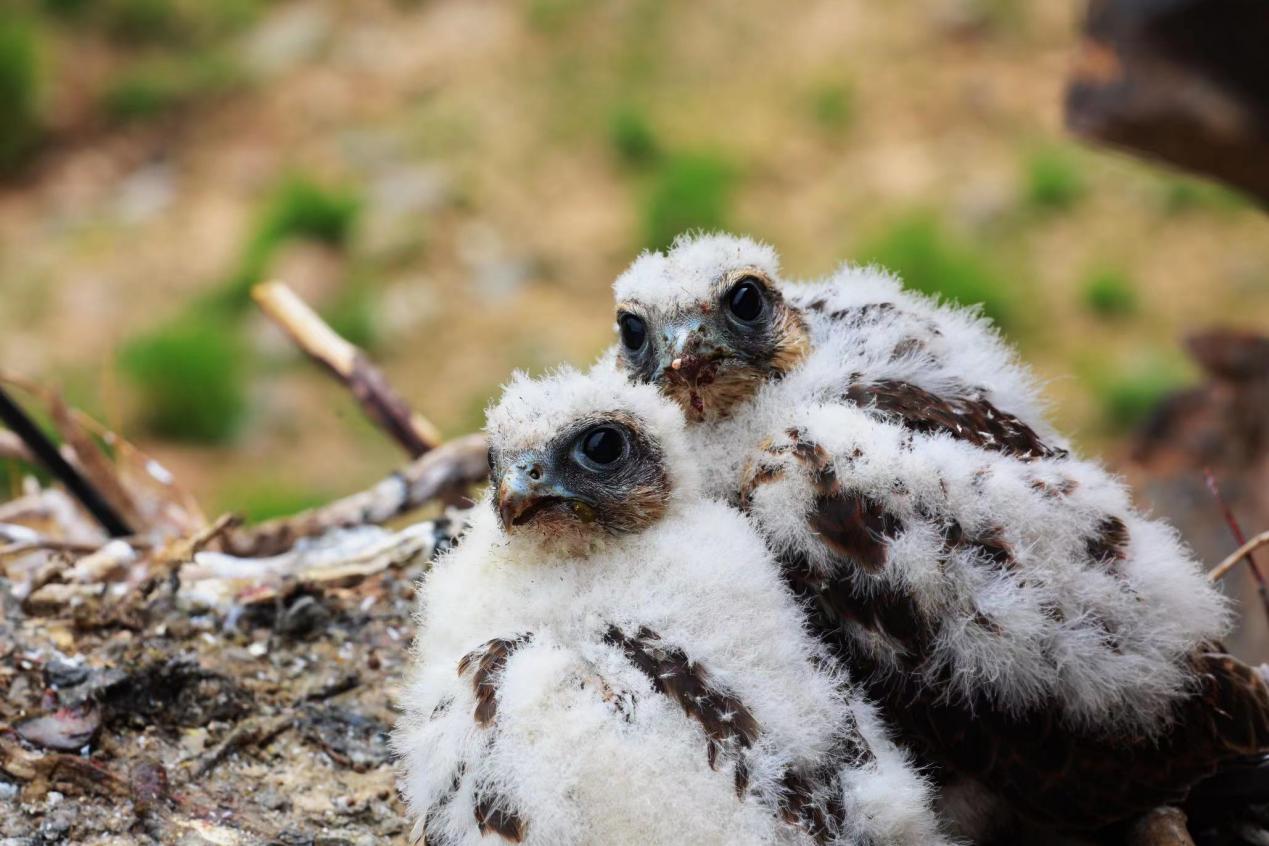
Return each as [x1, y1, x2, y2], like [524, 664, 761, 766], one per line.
[785, 428, 902, 574]
[419, 765, 464, 846]
[604, 626, 759, 780]
[845, 379, 1068, 461]
[778, 720, 874, 844]
[1086, 515, 1130, 569]
[474, 786, 527, 843]
[458, 635, 533, 727]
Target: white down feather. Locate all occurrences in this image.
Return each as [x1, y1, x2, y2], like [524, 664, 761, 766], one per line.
[395, 366, 953, 846]
[610, 232, 1232, 735]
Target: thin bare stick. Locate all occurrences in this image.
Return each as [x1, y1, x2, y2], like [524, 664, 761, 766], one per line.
[190, 713, 295, 780]
[1208, 530, 1269, 584]
[0, 386, 133, 538]
[1203, 468, 1269, 619]
[252, 281, 441, 457]
[219, 433, 488, 557]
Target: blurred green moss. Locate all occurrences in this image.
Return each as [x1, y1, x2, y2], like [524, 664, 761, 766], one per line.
[39, 0, 92, 19]
[215, 175, 361, 314]
[322, 279, 379, 351]
[808, 80, 855, 133]
[0, 13, 44, 173]
[216, 480, 331, 524]
[643, 152, 736, 252]
[101, 0, 260, 47]
[258, 175, 361, 247]
[856, 213, 1016, 329]
[1081, 267, 1137, 319]
[1023, 146, 1086, 213]
[608, 104, 660, 168]
[119, 316, 248, 443]
[100, 51, 245, 123]
[1086, 355, 1189, 432]
[1157, 175, 1255, 215]
[526, 0, 595, 34]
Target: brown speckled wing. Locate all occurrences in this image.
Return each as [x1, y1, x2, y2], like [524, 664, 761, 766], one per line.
[746, 429, 1269, 829]
[788, 536, 1269, 828]
[877, 645, 1269, 829]
[845, 379, 1068, 461]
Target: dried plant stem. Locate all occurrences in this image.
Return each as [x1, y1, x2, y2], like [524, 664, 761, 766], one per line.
[252, 281, 441, 457]
[1208, 531, 1269, 585]
[220, 433, 488, 558]
[1203, 469, 1269, 623]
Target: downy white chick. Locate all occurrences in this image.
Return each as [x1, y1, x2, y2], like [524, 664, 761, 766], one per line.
[394, 365, 951, 846]
[610, 232, 1269, 836]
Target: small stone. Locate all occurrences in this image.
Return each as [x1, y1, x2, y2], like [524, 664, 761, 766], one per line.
[277, 596, 330, 639]
[16, 704, 100, 752]
[39, 807, 74, 842]
[43, 659, 88, 689]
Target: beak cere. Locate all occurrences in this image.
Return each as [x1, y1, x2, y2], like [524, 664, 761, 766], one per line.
[495, 463, 588, 532]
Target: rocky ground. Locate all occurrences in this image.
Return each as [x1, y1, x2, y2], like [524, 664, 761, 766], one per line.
[0, 514, 460, 845]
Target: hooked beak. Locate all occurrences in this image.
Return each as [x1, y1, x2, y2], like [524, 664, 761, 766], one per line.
[496, 464, 592, 531]
[661, 322, 723, 383]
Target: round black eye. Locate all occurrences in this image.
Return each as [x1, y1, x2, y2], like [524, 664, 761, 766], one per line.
[618, 313, 647, 351]
[577, 426, 625, 468]
[727, 278, 765, 322]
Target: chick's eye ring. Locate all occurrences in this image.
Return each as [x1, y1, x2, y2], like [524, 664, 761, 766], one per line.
[619, 313, 647, 351]
[575, 426, 625, 469]
[726, 278, 765, 322]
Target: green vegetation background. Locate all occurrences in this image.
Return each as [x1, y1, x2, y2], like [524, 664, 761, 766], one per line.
[0, 0, 1266, 520]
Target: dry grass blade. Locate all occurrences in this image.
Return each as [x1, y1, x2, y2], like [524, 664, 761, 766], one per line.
[47, 392, 145, 534]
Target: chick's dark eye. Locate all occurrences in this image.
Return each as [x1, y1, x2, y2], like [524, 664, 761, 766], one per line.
[727, 278, 765, 322]
[577, 426, 625, 468]
[619, 314, 647, 351]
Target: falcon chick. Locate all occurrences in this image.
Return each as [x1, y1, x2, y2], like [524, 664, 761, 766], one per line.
[394, 365, 952, 846]
[610, 233, 1269, 837]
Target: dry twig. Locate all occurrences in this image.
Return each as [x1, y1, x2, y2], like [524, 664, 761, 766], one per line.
[0, 385, 133, 538]
[190, 713, 295, 780]
[1208, 530, 1269, 584]
[218, 433, 487, 558]
[1203, 469, 1269, 622]
[253, 281, 442, 457]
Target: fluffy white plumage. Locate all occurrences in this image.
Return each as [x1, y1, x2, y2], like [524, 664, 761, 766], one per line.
[609, 233, 1254, 834]
[395, 366, 953, 846]
[611, 232, 1227, 731]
